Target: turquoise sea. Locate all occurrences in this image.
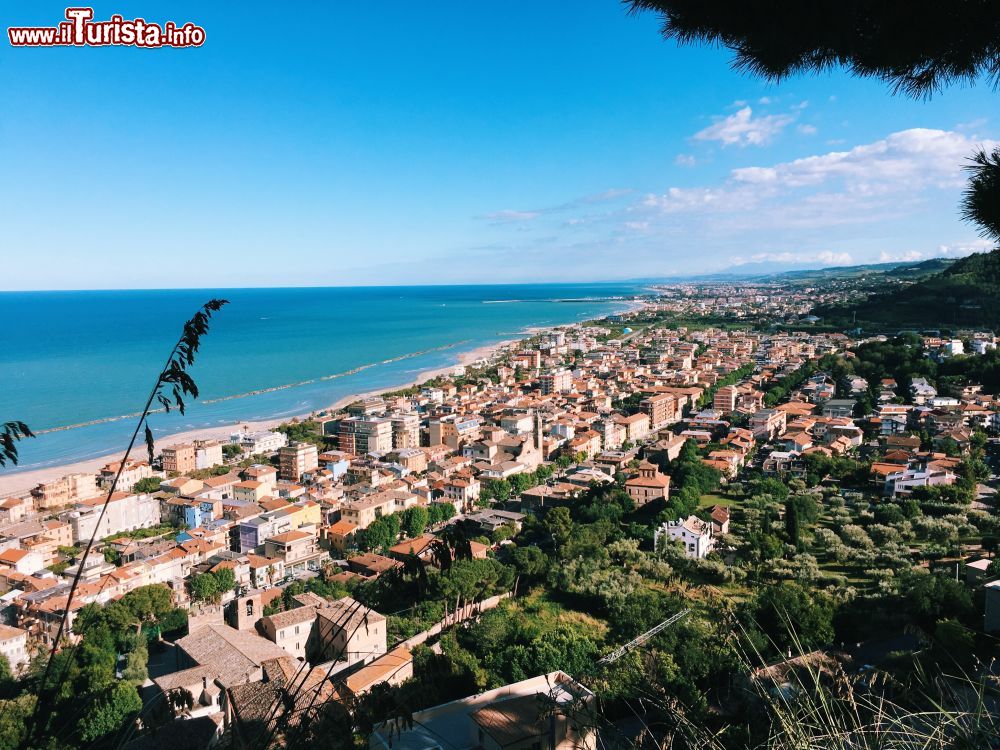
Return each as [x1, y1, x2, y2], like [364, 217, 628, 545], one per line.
[0, 284, 641, 474]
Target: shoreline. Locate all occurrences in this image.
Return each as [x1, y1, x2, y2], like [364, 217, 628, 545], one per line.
[0, 338, 517, 496]
[0, 297, 648, 496]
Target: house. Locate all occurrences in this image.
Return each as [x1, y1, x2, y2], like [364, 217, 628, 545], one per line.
[624, 461, 671, 506]
[0, 624, 29, 674]
[322, 520, 358, 555]
[0, 548, 44, 576]
[708, 505, 730, 535]
[370, 671, 596, 750]
[312, 596, 387, 664]
[263, 530, 323, 574]
[260, 605, 319, 661]
[655, 516, 714, 559]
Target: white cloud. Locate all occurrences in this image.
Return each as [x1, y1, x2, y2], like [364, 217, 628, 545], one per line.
[729, 128, 990, 191]
[480, 209, 540, 222]
[674, 153, 697, 167]
[878, 250, 927, 262]
[729, 250, 853, 267]
[693, 106, 793, 147]
[797, 124, 818, 135]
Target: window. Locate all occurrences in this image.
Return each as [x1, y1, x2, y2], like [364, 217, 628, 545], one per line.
[246, 600, 254, 616]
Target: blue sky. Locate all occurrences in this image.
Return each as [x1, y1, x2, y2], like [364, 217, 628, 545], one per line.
[1, 1, 997, 289]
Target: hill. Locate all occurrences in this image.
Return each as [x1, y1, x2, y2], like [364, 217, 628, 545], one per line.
[812, 249, 1000, 330]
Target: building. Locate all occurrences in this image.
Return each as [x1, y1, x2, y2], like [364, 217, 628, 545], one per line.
[230, 429, 288, 455]
[263, 529, 323, 574]
[338, 417, 394, 455]
[624, 461, 671, 506]
[260, 605, 318, 661]
[641, 393, 678, 429]
[370, 671, 596, 750]
[278, 441, 319, 482]
[312, 596, 387, 663]
[0, 624, 29, 674]
[655, 516, 715, 559]
[713, 385, 739, 414]
[98, 460, 153, 493]
[539, 368, 572, 395]
[389, 413, 421, 449]
[750, 409, 787, 440]
[67, 491, 161, 543]
[161, 443, 197, 475]
[30, 472, 98, 510]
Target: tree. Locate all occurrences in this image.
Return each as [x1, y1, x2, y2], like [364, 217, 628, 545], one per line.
[132, 476, 162, 494]
[358, 513, 402, 552]
[213, 567, 237, 594]
[401, 506, 430, 539]
[751, 582, 834, 653]
[78, 682, 142, 742]
[784, 499, 800, 550]
[902, 572, 973, 628]
[627, 1, 1000, 243]
[190, 572, 219, 602]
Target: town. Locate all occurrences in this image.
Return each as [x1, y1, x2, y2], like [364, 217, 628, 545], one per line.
[1, 282, 999, 750]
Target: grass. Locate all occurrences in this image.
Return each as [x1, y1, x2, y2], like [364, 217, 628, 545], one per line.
[700, 492, 735, 508]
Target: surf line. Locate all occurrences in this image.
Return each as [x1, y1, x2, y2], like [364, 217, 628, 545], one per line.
[200, 339, 471, 405]
[31, 340, 471, 435]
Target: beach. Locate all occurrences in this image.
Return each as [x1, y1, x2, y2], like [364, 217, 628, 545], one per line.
[0, 338, 515, 496]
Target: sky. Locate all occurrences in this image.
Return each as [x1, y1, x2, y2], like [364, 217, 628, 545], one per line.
[1, 1, 998, 290]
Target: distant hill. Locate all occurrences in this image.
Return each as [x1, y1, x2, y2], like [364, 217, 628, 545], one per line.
[812, 250, 1000, 330]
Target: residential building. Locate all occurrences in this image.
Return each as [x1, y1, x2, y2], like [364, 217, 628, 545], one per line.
[338, 417, 395, 455]
[30, 473, 98, 510]
[279, 441, 319, 482]
[655, 516, 714, 559]
[230, 430, 288, 455]
[161, 443, 197, 475]
[0, 624, 29, 674]
[67, 491, 161, 543]
[624, 461, 671, 506]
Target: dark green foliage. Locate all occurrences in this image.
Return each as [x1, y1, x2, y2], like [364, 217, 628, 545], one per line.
[816, 250, 1000, 329]
[0, 421, 33, 468]
[627, 1, 1000, 98]
[400, 505, 429, 538]
[900, 572, 974, 628]
[749, 582, 835, 653]
[131, 476, 163, 494]
[962, 148, 1000, 243]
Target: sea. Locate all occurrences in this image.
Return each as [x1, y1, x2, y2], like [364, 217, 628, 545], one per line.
[0, 284, 642, 475]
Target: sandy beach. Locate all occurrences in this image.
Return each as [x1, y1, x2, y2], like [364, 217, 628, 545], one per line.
[0, 338, 517, 496]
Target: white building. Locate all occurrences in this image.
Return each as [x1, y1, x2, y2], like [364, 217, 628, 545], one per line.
[0, 624, 29, 674]
[67, 491, 161, 543]
[230, 429, 288, 455]
[655, 516, 715, 559]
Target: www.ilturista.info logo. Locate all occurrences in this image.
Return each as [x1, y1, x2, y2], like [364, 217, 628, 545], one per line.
[8, 7, 205, 48]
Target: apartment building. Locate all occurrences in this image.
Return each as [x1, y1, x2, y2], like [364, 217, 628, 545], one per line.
[389, 412, 421, 449]
[229, 429, 288, 455]
[428, 415, 482, 450]
[161, 443, 197, 474]
[539, 368, 572, 395]
[279, 441, 319, 481]
[30, 472, 98, 510]
[713, 385, 739, 414]
[67, 491, 161, 543]
[263, 529, 322, 574]
[641, 393, 678, 430]
[98, 460, 153, 493]
[338, 417, 394, 455]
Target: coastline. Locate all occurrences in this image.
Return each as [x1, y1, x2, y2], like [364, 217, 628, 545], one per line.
[0, 338, 516, 496]
[0, 295, 648, 497]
